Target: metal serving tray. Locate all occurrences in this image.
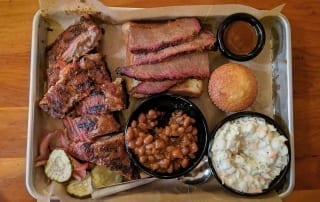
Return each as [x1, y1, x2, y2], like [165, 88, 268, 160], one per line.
[26, 8, 294, 199]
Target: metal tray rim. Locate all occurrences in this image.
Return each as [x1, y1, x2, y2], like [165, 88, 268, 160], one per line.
[25, 9, 295, 199]
[26, 9, 42, 200]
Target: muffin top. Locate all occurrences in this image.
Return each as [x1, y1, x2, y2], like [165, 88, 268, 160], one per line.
[208, 63, 258, 112]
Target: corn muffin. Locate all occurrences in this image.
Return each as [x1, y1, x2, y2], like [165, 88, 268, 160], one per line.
[208, 63, 258, 112]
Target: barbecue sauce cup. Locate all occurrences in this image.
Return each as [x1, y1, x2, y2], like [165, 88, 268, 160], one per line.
[208, 111, 291, 196]
[124, 94, 208, 179]
[216, 13, 266, 61]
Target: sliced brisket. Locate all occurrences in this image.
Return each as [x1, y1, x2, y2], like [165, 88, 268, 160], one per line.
[132, 31, 216, 65]
[116, 52, 210, 81]
[131, 80, 182, 95]
[126, 18, 201, 53]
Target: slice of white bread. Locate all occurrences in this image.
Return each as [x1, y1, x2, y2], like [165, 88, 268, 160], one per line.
[121, 22, 204, 98]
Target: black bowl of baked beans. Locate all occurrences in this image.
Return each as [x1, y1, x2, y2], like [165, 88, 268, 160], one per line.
[124, 94, 208, 179]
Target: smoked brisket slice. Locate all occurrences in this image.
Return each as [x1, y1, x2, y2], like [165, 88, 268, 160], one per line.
[46, 15, 101, 87]
[64, 114, 120, 141]
[116, 52, 210, 81]
[132, 31, 216, 65]
[131, 80, 183, 95]
[125, 18, 201, 53]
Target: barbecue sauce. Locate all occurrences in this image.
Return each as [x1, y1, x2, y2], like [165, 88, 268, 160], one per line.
[223, 21, 258, 55]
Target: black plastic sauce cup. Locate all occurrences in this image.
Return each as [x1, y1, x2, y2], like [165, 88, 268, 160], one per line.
[215, 13, 266, 61]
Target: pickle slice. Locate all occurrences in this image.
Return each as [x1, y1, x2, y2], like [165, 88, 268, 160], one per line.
[44, 149, 72, 183]
[67, 174, 93, 198]
[91, 165, 122, 188]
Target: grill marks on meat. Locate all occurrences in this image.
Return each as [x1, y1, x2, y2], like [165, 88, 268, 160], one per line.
[126, 18, 201, 53]
[76, 78, 127, 115]
[116, 52, 210, 81]
[78, 53, 111, 83]
[132, 31, 216, 65]
[91, 134, 140, 180]
[39, 62, 95, 118]
[64, 114, 120, 141]
[40, 17, 139, 181]
[76, 94, 107, 115]
[101, 78, 127, 112]
[131, 80, 183, 95]
[68, 134, 140, 180]
[69, 141, 94, 162]
[46, 15, 101, 87]
[39, 54, 110, 118]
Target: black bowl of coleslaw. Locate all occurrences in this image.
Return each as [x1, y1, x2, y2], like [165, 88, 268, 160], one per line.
[208, 111, 291, 196]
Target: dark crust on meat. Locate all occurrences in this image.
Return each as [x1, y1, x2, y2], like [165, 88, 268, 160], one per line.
[46, 16, 101, 88]
[39, 54, 111, 118]
[67, 134, 140, 180]
[75, 78, 127, 115]
[39, 62, 96, 118]
[76, 94, 108, 115]
[132, 30, 216, 65]
[127, 18, 201, 54]
[91, 134, 140, 180]
[131, 80, 183, 95]
[69, 141, 94, 162]
[116, 52, 210, 81]
[63, 114, 120, 141]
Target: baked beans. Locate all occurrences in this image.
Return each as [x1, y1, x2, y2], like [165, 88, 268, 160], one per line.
[125, 109, 198, 173]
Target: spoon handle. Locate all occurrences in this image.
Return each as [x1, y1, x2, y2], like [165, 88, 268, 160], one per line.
[91, 177, 157, 199]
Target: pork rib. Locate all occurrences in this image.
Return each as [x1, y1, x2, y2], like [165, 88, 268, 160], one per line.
[132, 31, 216, 65]
[76, 94, 107, 115]
[39, 54, 110, 118]
[64, 114, 120, 141]
[46, 15, 101, 87]
[125, 18, 201, 53]
[91, 134, 140, 180]
[39, 62, 95, 118]
[116, 52, 210, 81]
[68, 141, 94, 162]
[67, 134, 140, 180]
[75, 78, 127, 115]
[100, 78, 127, 112]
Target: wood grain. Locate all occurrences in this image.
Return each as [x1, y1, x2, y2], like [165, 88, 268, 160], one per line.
[0, 0, 320, 201]
[0, 158, 34, 202]
[0, 108, 28, 158]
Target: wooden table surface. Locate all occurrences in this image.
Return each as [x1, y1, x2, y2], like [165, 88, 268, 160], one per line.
[0, 0, 319, 201]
